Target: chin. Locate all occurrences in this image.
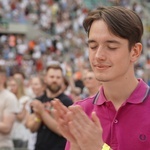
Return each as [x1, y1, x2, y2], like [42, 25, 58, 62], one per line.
[95, 76, 109, 82]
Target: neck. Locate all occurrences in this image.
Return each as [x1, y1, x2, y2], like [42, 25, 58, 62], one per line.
[36, 92, 44, 97]
[88, 87, 99, 96]
[103, 77, 138, 110]
[46, 89, 62, 99]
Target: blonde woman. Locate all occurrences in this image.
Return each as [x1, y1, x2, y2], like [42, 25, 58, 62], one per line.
[26, 75, 45, 150]
[8, 77, 31, 149]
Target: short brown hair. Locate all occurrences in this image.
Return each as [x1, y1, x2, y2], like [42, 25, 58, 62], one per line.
[46, 64, 63, 73]
[83, 6, 143, 49]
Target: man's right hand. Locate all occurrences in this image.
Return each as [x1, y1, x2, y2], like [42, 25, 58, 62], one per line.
[52, 99, 104, 150]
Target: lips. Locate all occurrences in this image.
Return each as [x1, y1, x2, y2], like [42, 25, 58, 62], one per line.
[94, 64, 110, 68]
[93, 64, 111, 70]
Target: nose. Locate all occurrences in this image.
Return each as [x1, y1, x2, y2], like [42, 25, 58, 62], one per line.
[52, 77, 58, 82]
[95, 46, 106, 61]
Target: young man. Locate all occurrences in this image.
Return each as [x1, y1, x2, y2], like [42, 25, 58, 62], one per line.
[52, 6, 149, 150]
[26, 64, 73, 150]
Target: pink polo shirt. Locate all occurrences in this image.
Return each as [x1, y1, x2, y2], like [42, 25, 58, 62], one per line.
[65, 79, 150, 150]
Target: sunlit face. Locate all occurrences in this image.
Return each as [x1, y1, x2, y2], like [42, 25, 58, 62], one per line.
[9, 79, 18, 94]
[45, 69, 63, 93]
[31, 77, 45, 97]
[88, 20, 136, 83]
[14, 73, 24, 83]
[83, 71, 100, 89]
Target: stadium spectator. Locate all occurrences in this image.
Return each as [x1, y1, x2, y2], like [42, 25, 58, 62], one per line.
[8, 77, 31, 149]
[26, 64, 73, 150]
[0, 67, 18, 150]
[26, 75, 46, 150]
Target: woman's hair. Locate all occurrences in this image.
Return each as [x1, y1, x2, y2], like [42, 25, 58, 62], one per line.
[83, 6, 143, 49]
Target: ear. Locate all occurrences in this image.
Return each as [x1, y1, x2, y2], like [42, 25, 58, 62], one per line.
[130, 43, 142, 62]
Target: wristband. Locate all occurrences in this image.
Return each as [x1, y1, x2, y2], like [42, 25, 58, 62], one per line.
[34, 117, 41, 123]
[102, 143, 110, 150]
[66, 71, 72, 77]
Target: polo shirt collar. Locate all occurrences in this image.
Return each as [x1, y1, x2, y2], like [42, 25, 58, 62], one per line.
[93, 79, 149, 105]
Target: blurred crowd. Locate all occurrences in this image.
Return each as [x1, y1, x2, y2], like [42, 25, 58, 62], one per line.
[0, 0, 150, 149]
[0, 0, 149, 81]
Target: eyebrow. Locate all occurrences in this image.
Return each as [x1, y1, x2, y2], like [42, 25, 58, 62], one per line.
[87, 39, 121, 45]
[87, 40, 96, 44]
[105, 40, 121, 44]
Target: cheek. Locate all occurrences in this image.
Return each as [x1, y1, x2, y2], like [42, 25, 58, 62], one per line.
[113, 57, 131, 75]
[16, 86, 18, 91]
[32, 86, 38, 92]
[88, 51, 93, 60]
[112, 51, 130, 64]
[32, 88, 38, 94]
[88, 50, 100, 65]
[12, 87, 17, 92]
[36, 87, 42, 92]
[46, 78, 51, 84]
[88, 55, 94, 67]
[35, 85, 41, 89]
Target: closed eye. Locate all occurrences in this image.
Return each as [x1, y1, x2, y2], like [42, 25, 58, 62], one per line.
[108, 47, 118, 50]
[90, 46, 98, 50]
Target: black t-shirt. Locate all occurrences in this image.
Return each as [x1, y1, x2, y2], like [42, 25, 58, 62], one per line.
[35, 92, 73, 150]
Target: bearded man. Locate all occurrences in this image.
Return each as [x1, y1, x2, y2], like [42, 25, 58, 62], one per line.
[26, 64, 73, 150]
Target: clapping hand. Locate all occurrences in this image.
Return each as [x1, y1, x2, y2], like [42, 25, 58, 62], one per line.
[52, 99, 104, 150]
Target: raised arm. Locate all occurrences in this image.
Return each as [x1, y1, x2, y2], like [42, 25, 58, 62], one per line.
[26, 99, 61, 135]
[25, 112, 41, 132]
